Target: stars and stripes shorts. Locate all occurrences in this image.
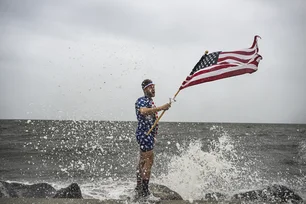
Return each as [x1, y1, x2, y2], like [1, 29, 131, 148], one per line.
[136, 134, 154, 152]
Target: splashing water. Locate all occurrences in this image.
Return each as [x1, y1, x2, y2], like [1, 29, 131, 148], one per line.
[157, 126, 262, 200]
[298, 140, 306, 164]
[11, 121, 305, 200]
[22, 120, 138, 182]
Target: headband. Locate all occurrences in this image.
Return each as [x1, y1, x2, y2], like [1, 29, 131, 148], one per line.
[143, 82, 154, 90]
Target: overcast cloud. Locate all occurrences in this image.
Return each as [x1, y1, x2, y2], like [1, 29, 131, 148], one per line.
[0, 0, 305, 123]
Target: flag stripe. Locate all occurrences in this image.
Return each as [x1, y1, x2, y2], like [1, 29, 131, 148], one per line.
[183, 64, 237, 81]
[219, 51, 257, 59]
[220, 48, 257, 56]
[218, 55, 257, 64]
[181, 63, 259, 87]
[250, 35, 261, 48]
[180, 68, 257, 90]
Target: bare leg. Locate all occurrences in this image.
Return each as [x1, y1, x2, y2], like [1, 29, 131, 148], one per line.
[135, 151, 144, 191]
[140, 150, 154, 196]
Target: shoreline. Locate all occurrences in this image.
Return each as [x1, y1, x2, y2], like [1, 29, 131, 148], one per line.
[0, 198, 284, 204]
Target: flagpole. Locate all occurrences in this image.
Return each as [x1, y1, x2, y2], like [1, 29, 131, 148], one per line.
[146, 89, 181, 135]
[146, 50, 209, 136]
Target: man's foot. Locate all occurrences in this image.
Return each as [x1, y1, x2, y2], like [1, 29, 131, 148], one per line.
[142, 189, 151, 197]
[134, 185, 143, 198]
[134, 185, 142, 192]
[141, 179, 150, 197]
[134, 185, 141, 192]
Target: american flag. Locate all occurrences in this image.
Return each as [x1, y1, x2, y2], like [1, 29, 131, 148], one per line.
[179, 36, 263, 90]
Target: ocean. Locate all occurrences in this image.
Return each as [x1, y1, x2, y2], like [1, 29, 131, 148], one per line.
[0, 120, 305, 201]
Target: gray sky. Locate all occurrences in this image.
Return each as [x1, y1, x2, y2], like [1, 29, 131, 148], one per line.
[0, 0, 306, 123]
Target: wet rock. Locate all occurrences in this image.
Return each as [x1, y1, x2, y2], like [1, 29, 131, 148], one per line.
[0, 180, 181, 200]
[204, 192, 226, 201]
[0, 181, 16, 198]
[53, 183, 82, 199]
[0, 181, 56, 198]
[150, 183, 183, 200]
[232, 184, 303, 203]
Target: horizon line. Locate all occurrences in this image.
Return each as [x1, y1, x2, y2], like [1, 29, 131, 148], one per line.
[0, 118, 305, 125]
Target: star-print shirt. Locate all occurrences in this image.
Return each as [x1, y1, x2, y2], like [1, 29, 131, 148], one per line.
[135, 96, 158, 138]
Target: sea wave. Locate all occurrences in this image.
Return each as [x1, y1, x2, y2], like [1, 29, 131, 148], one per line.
[298, 140, 306, 164]
[157, 125, 263, 200]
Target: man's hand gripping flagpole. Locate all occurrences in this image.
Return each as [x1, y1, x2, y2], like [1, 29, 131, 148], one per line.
[146, 89, 181, 136]
[146, 50, 210, 136]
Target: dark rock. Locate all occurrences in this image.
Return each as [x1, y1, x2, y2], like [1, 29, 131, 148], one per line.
[233, 189, 263, 201]
[232, 184, 303, 203]
[53, 183, 82, 199]
[1, 180, 182, 200]
[268, 185, 303, 203]
[0, 181, 56, 198]
[204, 192, 226, 201]
[0, 181, 17, 198]
[149, 183, 183, 200]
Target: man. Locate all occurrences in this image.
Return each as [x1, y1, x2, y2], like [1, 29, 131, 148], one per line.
[135, 79, 171, 197]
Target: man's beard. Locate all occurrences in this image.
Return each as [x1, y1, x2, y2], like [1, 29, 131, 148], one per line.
[146, 90, 155, 98]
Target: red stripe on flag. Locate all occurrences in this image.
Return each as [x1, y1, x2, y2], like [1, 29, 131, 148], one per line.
[218, 56, 256, 64]
[250, 35, 261, 49]
[220, 49, 257, 56]
[183, 64, 237, 82]
[180, 68, 257, 90]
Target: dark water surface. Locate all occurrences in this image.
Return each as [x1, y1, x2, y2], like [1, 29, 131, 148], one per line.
[0, 120, 305, 200]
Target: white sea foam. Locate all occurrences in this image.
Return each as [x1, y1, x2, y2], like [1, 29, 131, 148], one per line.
[19, 121, 306, 201]
[70, 179, 135, 200]
[298, 140, 306, 163]
[156, 125, 262, 200]
[41, 124, 263, 200]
